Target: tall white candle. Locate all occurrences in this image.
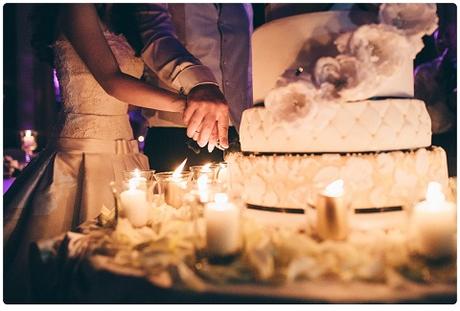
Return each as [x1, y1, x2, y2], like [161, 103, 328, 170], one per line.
[205, 193, 240, 257]
[412, 182, 456, 259]
[119, 179, 151, 227]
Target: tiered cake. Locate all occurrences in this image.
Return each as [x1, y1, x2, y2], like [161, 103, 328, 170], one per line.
[227, 5, 450, 227]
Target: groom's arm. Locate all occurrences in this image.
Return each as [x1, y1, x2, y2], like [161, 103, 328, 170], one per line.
[133, 4, 229, 150]
[134, 3, 218, 94]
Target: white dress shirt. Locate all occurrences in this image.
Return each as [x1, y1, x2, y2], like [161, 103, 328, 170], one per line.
[135, 3, 253, 130]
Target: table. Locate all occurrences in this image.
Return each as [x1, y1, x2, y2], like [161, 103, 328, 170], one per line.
[29, 231, 456, 304]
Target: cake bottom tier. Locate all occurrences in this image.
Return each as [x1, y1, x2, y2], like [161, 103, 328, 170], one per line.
[226, 147, 450, 211]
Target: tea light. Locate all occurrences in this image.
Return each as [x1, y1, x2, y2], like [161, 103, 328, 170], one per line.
[316, 179, 349, 240]
[164, 159, 188, 208]
[412, 182, 456, 259]
[119, 179, 150, 227]
[204, 193, 240, 257]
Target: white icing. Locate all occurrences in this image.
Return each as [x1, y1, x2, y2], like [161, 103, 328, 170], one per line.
[240, 99, 431, 153]
[227, 147, 449, 210]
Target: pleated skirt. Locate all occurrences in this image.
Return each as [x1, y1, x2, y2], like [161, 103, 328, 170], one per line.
[3, 137, 149, 302]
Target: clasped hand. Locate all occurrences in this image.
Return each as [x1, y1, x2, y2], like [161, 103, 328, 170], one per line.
[183, 84, 230, 153]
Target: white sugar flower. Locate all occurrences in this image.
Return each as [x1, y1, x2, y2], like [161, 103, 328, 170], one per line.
[265, 81, 318, 123]
[345, 24, 410, 75]
[313, 55, 363, 100]
[379, 3, 438, 37]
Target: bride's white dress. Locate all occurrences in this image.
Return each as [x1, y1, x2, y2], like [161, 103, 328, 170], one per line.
[4, 30, 149, 300]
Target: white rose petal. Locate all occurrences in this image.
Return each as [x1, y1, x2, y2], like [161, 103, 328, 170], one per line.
[377, 153, 395, 175]
[342, 158, 374, 190]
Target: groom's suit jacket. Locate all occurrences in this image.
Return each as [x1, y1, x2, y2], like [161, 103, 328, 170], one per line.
[135, 3, 253, 131]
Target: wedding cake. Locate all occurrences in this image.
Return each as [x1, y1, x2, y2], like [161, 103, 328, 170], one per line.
[227, 4, 450, 228]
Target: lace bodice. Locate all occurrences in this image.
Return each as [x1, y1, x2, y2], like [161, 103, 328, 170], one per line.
[53, 31, 144, 140]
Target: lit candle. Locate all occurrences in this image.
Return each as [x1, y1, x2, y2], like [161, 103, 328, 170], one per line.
[412, 182, 456, 259]
[22, 129, 37, 150]
[165, 159, 188, 208]
[316, 179, 349, 241]
[201, 163, 212, 173]
[204, 193, 240, 257]
[197, 174, 210, 203]
[119, 179, 150, 227]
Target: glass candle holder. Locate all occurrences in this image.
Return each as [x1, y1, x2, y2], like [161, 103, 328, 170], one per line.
[155, 171, 191, 208]
[122, 169, 156, 182]
[204, 193, 242, 259]
[20, 129, 38, 163]
[190, 163, 221, 182]
[110, 178, 156, 227]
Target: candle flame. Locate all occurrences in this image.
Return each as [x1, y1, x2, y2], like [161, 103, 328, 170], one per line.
[426, 181, 445, 203]
[323, 179, 344, 197]
[214, 193, 228, 204]
[201, 162, 212, 173]
[25, 130, 32, 137]
[172, 158, 187, 179]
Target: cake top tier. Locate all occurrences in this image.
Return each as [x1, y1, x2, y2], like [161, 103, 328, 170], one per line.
[252, 4, 438, 103]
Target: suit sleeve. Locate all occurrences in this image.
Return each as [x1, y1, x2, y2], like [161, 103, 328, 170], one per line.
[134, 3, 219, 94]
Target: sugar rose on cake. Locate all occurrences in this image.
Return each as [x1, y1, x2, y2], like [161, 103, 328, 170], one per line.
[264, 80, 319, 124]
[379, 3, 439, 37]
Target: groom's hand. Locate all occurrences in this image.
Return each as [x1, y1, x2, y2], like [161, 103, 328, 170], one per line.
[183, 84, 230, 149]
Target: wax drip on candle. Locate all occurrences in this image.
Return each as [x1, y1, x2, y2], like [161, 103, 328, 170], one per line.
[172, 158, 187, 179]
[323, 179, 344, 197]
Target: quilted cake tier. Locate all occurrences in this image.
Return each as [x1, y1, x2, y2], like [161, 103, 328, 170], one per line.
[226, 147, 450, 211]
[240, 99, 431, 153]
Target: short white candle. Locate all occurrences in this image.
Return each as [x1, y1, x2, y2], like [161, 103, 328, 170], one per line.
[197, 174, 210, 203]
[119, 179, 150, 227]
[204, 193, 240, 257]
[412, 182, 456, 259]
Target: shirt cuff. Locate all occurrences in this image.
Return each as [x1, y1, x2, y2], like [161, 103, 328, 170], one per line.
[172, 64, 219, 95]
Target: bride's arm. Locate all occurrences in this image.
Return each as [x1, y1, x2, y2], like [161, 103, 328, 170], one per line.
[59, 4, 184, 112]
